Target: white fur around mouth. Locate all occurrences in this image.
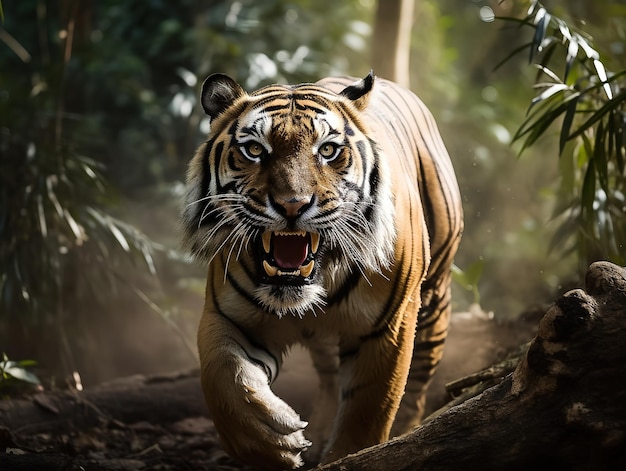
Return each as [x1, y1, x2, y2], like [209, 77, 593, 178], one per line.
[261, 231, 320, 279]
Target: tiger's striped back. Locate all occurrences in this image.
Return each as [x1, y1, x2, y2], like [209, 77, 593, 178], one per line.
[316, 76, 463, 437]
[182, 73, 463, 468]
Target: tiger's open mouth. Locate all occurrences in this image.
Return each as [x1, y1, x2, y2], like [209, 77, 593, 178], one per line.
[259, 230, 321, 285]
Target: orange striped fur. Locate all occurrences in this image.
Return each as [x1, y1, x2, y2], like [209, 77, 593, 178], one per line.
[182, 72, 463, 469]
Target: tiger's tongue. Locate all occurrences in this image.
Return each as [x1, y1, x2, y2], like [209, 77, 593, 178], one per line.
[273, 234, 308, 269]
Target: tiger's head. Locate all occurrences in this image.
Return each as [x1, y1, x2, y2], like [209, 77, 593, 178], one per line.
[182, 72, 396, 317]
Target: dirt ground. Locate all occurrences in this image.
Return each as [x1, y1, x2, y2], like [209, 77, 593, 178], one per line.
[0, 306, 539, 471]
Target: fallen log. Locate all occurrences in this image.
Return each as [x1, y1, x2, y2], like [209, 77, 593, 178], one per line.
[316, 261, 626, 471]
[0, 369, 205, 434]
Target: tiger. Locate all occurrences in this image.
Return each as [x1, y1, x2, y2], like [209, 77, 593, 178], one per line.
[181, 71, 463, 469]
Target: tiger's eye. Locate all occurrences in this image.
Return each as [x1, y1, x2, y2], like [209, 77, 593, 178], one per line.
[319, 143, 337, 159]
[246, 142, 264, 157]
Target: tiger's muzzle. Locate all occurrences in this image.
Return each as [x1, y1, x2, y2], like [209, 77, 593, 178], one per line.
[258, 230, 321, 286]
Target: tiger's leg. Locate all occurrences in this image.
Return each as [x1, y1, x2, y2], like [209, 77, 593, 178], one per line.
[301, 335, 340, 465]
[391, 271, 452, 436]
[198, 308, 311, 470]
[320, 296, 420, 464]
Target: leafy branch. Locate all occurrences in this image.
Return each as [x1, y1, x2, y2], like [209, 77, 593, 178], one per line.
[497, 0, 626, 270]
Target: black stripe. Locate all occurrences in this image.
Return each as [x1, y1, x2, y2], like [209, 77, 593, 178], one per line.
[359, 323, 389, 343]
[372, 240, 408, 330]
[252, 103, 289, 114]
[213, 140, 224, 190]
[412, 338, 446, 352]
[355, 139, 368, 169]
[220, 180, 237, 194]
[405, 371, 435, 385]
[226, 271, 259, 307]
[418, 159, 437, 244]
[200, 139, 214, 205]
[341, 383, 366, 400]
[212, 278, 281, 377]
[408, 361, 441, 375]
[364, 149, 381, 222]
[294, 101, 326, 114]
[417, 302, 450, 327]
[327, 269, 362, 307]
[227, 148, 243, 172]
[339, 348, 358, 362]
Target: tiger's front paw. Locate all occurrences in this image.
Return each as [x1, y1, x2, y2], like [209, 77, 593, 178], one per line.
[211, 362, 311, 470]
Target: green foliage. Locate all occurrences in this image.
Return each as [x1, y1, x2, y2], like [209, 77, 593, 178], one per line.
[0, 353, 41, 396]
[498, 0, 626, 271]
[452, 261, 484, 305]
[0, 3, 158, 322]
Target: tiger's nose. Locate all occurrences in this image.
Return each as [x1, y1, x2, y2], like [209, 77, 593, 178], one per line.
[271, 195, 313, 218]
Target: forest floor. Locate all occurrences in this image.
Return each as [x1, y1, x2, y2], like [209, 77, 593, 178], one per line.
[0, 306, 540, 471]
[2, 413, 253, 470]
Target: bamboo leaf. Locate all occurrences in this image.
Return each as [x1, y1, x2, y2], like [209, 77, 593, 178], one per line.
[615, 112, 625, 174]
[536, 41, 557, 82]
[581, 155, 596, 222]
[593, 59, 613, 100]
[593, 119, 609, 194]
[580, 132, 594, 168]
[565, 35, 578, 82]
[559, 97, 578, 155]
[63, 209, 85, 245]
[141, 243, 157, 275]
[493, 15, 533, 27]
[556, 18, 572, 42]
[45, 176, 65, 219]
[527, 0, 540, 17]
[577, 35, 600, 60]
[569, 89, 626, 140]
[530, 83, 569, 108]
[529, 7, 547, 63]
[37, 195, 48, 238]
[493, 41, 534, 72]
[515, 92, 577, 151]
[3, 364, 41, 385]
[557, 143, 578, 198]
[534, 64, 562, 84]
[608, 110, 615, 162]
[108, 220, 131, 252]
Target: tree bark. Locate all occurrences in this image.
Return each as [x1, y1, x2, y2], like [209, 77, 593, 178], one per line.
[371, 0, 415, 87]
[315, 261, 626, 470]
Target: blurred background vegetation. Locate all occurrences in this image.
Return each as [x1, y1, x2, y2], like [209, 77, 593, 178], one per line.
[1, 0, 624, 389]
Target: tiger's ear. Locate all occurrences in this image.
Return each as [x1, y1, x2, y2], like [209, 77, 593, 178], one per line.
[200, 73, 246, 119]
[340, 70, 375, 111]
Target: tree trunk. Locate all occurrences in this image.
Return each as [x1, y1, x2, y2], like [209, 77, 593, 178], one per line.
[371, 0, 415, 87]
[315, 261, 626, 470]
